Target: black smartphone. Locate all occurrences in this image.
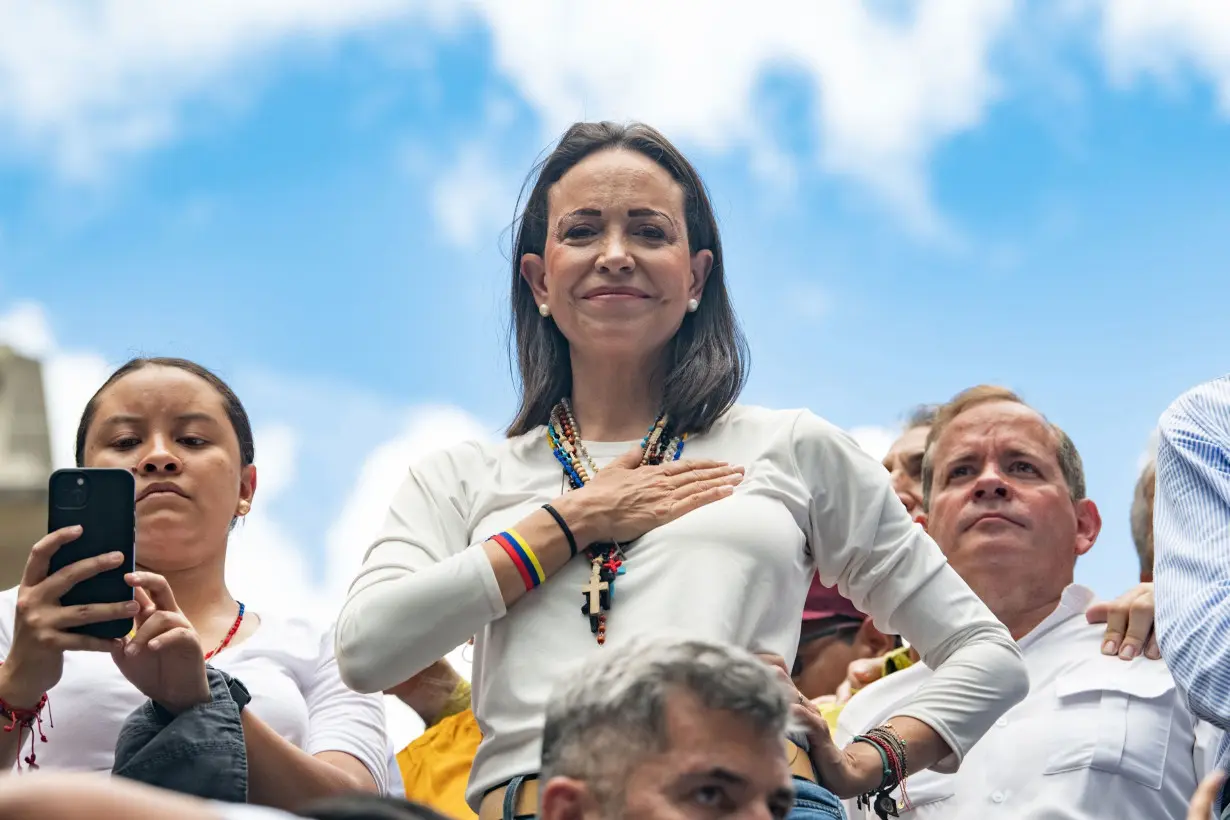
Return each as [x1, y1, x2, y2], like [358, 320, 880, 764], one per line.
[46, 468, 136, 639]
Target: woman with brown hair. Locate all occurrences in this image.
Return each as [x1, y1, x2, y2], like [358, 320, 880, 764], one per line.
[336, 122, 1028, 820]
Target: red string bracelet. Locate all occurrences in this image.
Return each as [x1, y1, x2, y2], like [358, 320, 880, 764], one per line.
[0, 665, 51, 771]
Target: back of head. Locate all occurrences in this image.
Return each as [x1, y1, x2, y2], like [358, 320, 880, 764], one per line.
[296, 794, 451, 820]
[540, 638, 789, 807]
[1131, 460, 1157, 580]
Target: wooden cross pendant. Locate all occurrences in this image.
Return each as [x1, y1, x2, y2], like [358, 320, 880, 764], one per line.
[580, 560, 610, 632]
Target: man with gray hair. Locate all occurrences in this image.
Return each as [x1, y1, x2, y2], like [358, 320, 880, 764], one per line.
[536, 638, 825, 820]
[836, 385, 1214, 819]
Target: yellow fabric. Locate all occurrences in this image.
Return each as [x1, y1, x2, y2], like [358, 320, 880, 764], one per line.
[881, 644, 915, 675]
[397, 708, 482, 820]
[817, 700, 844, 733]
[819, 645, 919, 732]
[440, 678, 472, 722]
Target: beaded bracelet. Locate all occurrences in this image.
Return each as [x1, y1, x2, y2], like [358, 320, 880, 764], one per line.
[855, 735, 892, 791]
[0, 663, 51, 771]
[853, 724, 911, 819]
[492, 529, 545, 591]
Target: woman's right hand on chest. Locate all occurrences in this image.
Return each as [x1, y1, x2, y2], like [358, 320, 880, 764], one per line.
[0, 526, 137, 707]
[557, 447, 745, 545]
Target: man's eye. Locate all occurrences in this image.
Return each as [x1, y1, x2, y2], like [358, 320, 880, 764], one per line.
[692, 786, 727, 808]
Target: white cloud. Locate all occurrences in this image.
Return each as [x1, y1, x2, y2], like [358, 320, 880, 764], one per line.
[849, 425, 897, 462]
[785, 282, 829, 320]
[0, 301, 111, 469]
[0, 300, 55, 358]
[471, 0, 1015, 236]
[226, 425, 323, 619]
[1100, 0, 1230, 115]
[0, 1, 1013, 234]
[0, 0, 440, 180]
[430, 144, 521, 250]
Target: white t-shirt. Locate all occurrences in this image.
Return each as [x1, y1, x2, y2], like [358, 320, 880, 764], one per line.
[836, 584, 1218, 820]
[336, 405, 1029, 806]
[0, 587, 388, 795]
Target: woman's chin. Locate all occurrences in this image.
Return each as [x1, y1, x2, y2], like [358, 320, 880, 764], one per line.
[571, 323, 677, 360]
[136, 523, 217, 566]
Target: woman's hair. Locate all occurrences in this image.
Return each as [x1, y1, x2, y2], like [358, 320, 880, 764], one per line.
[506, 121, 749, 437]
[74, 357, 255, 468]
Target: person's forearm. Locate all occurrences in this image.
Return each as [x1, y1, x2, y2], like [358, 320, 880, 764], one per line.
[879, 715, 951, 778]
[481, 496, 602, 603]
[0, 664, 45, 772]
[385, 659, 463, 725]
[337, 496, 598, 693]
[243, 710, 376, 811]
[0, 775, 231, 820]
[894, 622, 1027, 769]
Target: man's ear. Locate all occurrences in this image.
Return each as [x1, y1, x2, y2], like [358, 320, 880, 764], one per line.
[853, 618, 897, 659]
[539, 776, 598, 820]
[1074, 498, 1102, 558]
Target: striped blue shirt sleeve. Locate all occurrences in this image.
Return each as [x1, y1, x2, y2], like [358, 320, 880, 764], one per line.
[1154, 374, 1230, 759]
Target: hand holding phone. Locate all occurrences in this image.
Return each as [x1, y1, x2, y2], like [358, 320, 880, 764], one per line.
[46, 469, 137, 639]
[0, 527, 139, 708]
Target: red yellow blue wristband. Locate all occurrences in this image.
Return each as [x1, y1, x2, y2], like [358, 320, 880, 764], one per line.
[492, 529, 545, 590]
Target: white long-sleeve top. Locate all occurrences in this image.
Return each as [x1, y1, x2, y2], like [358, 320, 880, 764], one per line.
[836, 584, 1218, 819]
[336, 405, 1028, 807]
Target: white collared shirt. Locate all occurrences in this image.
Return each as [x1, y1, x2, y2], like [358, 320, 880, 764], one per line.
[837, 584, 1219, 820]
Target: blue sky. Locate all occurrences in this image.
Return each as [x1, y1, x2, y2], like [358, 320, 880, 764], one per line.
[1, 0, 1228, 633]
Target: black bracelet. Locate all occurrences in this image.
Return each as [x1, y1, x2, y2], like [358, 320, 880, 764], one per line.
[542, 503, 578, 556]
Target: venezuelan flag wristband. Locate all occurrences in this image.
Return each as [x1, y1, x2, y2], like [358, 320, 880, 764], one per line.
[492, 529, 545, 591]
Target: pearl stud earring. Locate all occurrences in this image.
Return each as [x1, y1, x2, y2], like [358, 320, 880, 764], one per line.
[538, 303, 551, 318]
[686, 298, 699, 313]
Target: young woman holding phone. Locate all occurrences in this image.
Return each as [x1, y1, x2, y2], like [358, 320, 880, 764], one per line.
[0, 358, 388, 810]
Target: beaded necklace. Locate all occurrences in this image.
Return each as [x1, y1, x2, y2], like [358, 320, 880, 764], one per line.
[547, 399, 686, 645]
[205, 601, 246, 660]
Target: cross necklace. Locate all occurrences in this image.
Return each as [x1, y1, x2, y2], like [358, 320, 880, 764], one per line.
[546, 399, 685, 645]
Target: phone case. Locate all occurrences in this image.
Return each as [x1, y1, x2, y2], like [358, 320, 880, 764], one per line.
[47, 468, 136, 639]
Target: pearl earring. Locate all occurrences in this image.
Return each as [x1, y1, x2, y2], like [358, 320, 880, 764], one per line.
[538, 303, 551, 318]
[686, 298, 699, 313]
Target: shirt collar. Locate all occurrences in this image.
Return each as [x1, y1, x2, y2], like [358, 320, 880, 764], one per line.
[1016, 584, 1096, 650]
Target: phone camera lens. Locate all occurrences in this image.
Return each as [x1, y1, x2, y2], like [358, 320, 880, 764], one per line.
[53, 473, 91, 510]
